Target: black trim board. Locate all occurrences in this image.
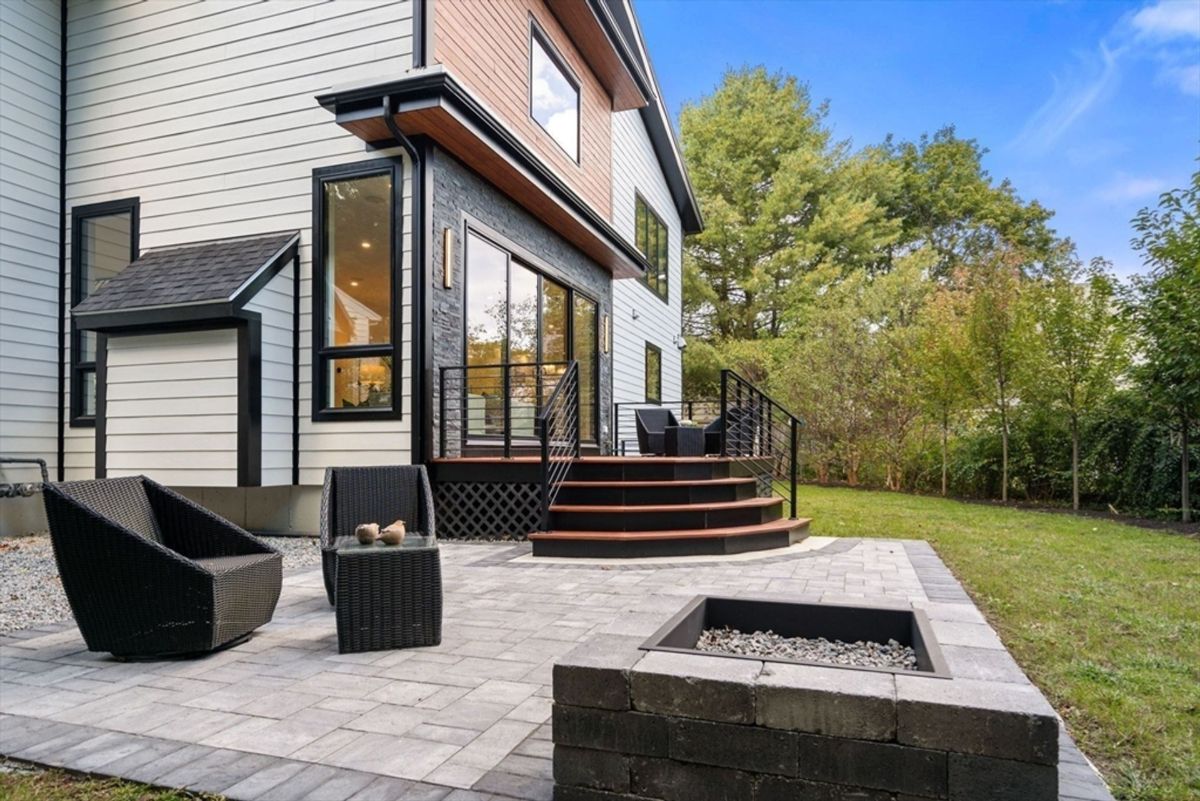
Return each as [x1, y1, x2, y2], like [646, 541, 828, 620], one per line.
[56, 0, 67, 479]
[94, 315, 264, 487]
[316, 70, 651, 279]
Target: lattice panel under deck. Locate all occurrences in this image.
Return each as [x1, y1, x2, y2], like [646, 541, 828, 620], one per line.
[434, 481, 542, 540]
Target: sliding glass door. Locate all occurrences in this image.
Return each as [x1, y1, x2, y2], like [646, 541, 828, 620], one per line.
[465, 230, 599, 443]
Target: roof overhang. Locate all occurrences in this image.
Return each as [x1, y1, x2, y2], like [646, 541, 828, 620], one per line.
[546, 0, 652, 111]
[74, 232, 299, 333]
[317, 69, 649, 279]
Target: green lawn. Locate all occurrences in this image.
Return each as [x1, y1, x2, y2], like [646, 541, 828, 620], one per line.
[795, 484, 1200, 801]
[0, 767, 213, 801]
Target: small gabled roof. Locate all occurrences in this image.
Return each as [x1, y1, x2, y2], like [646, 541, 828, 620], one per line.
[74, 231, 299, 331]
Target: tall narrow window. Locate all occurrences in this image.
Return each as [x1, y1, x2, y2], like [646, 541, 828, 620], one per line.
[70, 199, 138, 426]
[313, 161, 401, 419]
[645, 343, 662, 404]
[635, 194, 668, 301]
[529, 25, 579, 161]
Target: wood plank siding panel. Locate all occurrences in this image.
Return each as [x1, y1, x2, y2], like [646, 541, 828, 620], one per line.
[62, 0, 415, 485]
[433, 0, 613, 220]
[0, 0, 61, 485]
[104, 329, 239, 487]
[610, 108, 683, 412]
[242, 266, 294, 487]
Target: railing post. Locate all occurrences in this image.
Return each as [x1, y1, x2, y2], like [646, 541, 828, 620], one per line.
[719, 370, 728, 457]
[573, 365, 582, 459]
[790, 416, 798, 520]
[540, 415, 550, 530]
[503, 364, 512, 459]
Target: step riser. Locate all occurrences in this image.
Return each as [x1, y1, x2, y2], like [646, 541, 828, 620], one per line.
[567, 461, 731, 482]
[551, 503, 782, 532]
[555, 482, 756, 506]
[531, 529, 795, 558]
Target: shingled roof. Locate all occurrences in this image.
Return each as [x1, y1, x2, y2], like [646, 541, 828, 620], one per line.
[73, 231, 299, 330]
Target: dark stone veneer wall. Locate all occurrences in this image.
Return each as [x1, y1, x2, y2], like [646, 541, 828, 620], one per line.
[427, 146, 613, 452]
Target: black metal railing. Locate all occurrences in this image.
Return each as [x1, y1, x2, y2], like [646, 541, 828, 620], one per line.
[720, 369, 802, 519]
[438, 361, 572, 458]
[0, 457, 49, 499]
[538, 360, 580, 530]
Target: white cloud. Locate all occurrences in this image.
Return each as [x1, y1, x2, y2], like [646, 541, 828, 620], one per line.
[1012, 43, 1121, 152]
[1095, 174, 1169, 202]
[1160, 62, 1200, 94]
[1131, 0, 1200, 41]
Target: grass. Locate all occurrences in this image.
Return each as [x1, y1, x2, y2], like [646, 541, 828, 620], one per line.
[794, 484, 1200, 801]
[0, 765, 215, 801]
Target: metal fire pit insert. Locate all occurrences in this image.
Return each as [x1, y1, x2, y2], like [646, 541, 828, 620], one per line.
[641, 594, 951, 678]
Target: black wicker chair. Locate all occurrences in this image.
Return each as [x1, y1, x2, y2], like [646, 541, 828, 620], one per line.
[634, 408, 679, 456]
[319, 465, 436, 605]
[41, 476, 282, 659]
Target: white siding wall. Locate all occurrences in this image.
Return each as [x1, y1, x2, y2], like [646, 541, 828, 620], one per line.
[0, 0, 61, 494]
[105, 329, 239, 486]
[62, 0, 415, 486]
[243, 265, 294, 487]
[609, 108, 683, 443]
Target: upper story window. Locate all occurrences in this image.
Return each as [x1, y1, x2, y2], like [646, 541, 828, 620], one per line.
[635, 194, 668, 301]
[529, 24, 579, 162]
[312, 160, 402, 420]
[70, 198, 138, 427]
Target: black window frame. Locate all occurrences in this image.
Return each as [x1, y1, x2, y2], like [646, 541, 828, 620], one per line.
[528, 18, 582, 165]
[311, 159, 404, 422]
[462, 220, 602, 443]
[69, 197, 139, 428]
[645, 342, 662, 404]
[634, 193, 668, 303]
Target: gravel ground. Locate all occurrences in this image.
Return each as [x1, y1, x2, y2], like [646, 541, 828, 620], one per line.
[697, 626, 919, 670]
[0, 534, 320, 635]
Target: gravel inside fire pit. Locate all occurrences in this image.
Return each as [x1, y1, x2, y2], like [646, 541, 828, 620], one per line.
[698, 626, 919, 670]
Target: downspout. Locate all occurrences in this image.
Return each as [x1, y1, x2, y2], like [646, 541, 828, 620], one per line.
[382, 100, 430, 465]
[55, 0, 68, 482]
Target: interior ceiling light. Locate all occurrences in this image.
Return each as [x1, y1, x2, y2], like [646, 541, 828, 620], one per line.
[361, 241, 372, 249]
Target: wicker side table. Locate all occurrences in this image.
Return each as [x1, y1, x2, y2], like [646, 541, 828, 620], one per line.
[665, 425, 705, 457]
[334, 536, 442, 654]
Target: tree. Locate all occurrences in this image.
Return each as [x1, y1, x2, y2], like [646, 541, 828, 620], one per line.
[964, 247, 1035, 503]
[680, 67, 898, 340]
[913, 281, 975, 495]
[876, 128, 1057, 277]
[1130, 168, 1200, 522]
[1030, 254, 1127, 510]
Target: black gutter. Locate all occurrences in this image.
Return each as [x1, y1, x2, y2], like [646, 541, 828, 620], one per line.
[55, 0, 67, 481]
[318, 72, 652, 277]
[380, 100, 431, 465]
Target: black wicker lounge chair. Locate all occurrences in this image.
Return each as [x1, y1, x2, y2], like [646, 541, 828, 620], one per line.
[41, 476, 282, 659]
[319, 465, 436, 605]
[634, 408, 679, 456]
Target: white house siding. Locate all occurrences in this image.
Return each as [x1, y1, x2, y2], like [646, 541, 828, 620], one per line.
[104, 329, 239, 485]
[609, 108, 683, 450]
[243, 265, 294, 487]
[61, 0, 416, 491]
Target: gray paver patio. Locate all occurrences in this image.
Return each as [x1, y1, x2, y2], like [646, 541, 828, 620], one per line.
[0, 538, 1112, 800]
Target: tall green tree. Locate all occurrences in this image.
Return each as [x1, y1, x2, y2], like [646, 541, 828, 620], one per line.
[1030, 254, 1127, 510]
[913, 282, 975, 495]
[1130, 169, 1200, 522]
[680, 67, 897, 340]
[876, 128, 1057, 277]
[964, 247, 1035, 502]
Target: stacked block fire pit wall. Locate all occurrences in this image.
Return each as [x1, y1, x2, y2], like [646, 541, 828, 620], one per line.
[552, 597, 1060, 801]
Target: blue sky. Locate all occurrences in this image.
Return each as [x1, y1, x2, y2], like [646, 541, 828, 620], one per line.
[635, 0, 1200, 276]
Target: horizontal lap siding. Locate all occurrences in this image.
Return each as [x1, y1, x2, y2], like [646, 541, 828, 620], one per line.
[610, 110, 683, 418]
[433, 0, 612, 219]
[105, 329, 239, 486]
[0, 0, 61, 478]
[243, 266, 294, 487]
[62, 0, 415, 485]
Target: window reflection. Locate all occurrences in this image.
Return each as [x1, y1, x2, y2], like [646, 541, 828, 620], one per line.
[530, 31, 579, 161]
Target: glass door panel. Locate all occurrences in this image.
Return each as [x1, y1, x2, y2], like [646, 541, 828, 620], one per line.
[466, 233, 508, 435]
[573, 296, 598, 442]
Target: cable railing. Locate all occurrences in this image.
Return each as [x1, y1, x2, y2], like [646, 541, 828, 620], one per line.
[538, 360, 580, 530]
[438, 361, 572, 458]
[720, 369, 802, 519]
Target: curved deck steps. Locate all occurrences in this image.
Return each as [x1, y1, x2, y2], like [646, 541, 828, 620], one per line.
[529, 456, 809, 558]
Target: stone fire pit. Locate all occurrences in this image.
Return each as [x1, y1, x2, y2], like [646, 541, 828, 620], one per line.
[552, 595, 1060, 801]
